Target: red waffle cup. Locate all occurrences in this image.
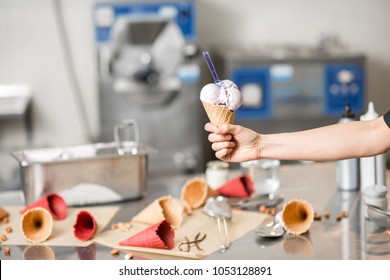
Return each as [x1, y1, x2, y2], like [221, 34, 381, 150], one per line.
[73, 210, 97, 241]
[216, 175, 254, 198]
[20, 193, 67, 220]
[119, 220, 174, 249]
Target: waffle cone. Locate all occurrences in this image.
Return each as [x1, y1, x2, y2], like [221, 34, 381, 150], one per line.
[119, 220, 174, 249]
[132, 196, 183, 229]
[20, 193, 67, 220]
[73, 210, 97, 241]
[281, 198, 314, 235]
[0, 207, 9, 220]
[181, 177, 218, 209]
[216, 175, 254, 198]
[202, 101, 235, 127]
[159, 197, 183, 229]
[21, 207, 53, 243]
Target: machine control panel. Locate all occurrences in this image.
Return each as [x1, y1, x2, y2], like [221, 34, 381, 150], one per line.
[324, 64, 364, 116]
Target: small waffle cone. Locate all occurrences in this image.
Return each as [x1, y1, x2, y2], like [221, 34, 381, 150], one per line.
[281, 198, 314, 235]
[181, 177, 218, 210]
[132, 196, 183, 229]
[159, 197, 183, 229]
[20, 193, 67, 220]
[202, 101, 235, 127]
[0, 207, 9, 220]
[73, 210, 97, 241]
[21, 207, 53, 244]
[119, 220, 174, 249]
[216, 175, 254, 198]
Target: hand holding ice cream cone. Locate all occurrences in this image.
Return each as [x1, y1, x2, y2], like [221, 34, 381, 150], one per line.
[201, 51, 242, 127]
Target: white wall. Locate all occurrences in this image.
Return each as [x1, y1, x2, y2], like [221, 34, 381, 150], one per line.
[0, 0, 389, 148]
[0, 0, 97, 149]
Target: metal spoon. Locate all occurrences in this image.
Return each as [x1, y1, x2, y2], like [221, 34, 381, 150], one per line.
[367, 205, 390, 228]
[255, 212, 286, 238]
[203, 196, 232, 249]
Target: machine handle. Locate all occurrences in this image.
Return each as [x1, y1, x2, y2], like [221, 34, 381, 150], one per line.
[114, 119, 140, 155]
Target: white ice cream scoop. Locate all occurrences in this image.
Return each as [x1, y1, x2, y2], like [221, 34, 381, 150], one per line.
[201, 51, 242, 110]
[200, 81, 243, 110]
[225, 86, 242, 111]
[219, 80, 242, 110]
[200, 83, 221, 104]
[222, 80, 242, 111]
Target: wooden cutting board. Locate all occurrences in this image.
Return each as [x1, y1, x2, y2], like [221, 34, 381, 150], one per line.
[95, 208, 268, 259]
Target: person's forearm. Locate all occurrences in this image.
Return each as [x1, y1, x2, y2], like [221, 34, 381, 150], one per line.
[259, 116, 390, 161]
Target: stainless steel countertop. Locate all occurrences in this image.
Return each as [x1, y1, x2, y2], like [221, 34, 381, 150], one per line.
[1, 162, 389, 260]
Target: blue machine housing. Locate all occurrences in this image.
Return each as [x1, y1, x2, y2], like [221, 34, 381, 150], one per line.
[231, 67, 272, 120]
[94, 1, 196, 43]
[324, 63, 364, 116]
[229, 58, 365, 121]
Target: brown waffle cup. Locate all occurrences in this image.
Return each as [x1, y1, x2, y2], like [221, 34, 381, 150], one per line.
[281, 198, 314, 235]
[181, 177, 218, 209]
[132, 196, 183, 229]
[21, 207, 53, 244]
[202, 101, 235, 127]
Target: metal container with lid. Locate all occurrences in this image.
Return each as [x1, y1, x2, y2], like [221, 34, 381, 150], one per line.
[11, 119, 156, 206]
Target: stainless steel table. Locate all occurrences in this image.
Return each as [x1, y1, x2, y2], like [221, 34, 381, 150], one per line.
[0, 162, 389, 260]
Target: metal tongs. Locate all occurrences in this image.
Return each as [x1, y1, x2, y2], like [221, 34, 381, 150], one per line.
[203, 196, 232, 250]
[226, 194, 284, 210]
